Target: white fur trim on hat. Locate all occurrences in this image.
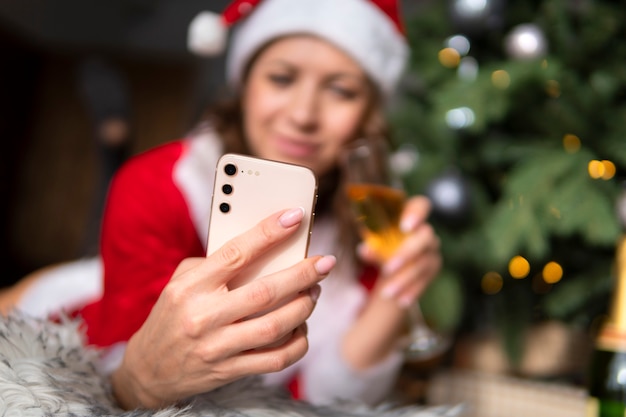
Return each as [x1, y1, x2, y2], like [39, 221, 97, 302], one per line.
[226, 0, 409, 99]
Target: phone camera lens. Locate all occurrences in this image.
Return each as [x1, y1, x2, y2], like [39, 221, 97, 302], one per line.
[222, 184, 233, 194]
[224, 163, 237, 176]
[219, 202, 230, 213]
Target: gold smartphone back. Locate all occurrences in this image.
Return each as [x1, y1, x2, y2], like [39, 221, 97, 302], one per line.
[207, 153, 318, 288]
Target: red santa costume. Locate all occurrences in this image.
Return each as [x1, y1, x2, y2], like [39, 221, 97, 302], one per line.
[15, 0, 411, 407]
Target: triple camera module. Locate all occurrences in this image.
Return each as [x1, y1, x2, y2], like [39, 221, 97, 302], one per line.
[219, 163, 238, 213]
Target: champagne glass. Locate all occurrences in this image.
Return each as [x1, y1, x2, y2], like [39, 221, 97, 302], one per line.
[340, 137, 450, 362]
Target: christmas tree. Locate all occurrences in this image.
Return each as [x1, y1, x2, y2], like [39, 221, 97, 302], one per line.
[394, 0, 626, 365]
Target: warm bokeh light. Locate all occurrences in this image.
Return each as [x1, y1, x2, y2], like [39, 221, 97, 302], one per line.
[492, 70, 511, 89]
[588, 160, 605, 179]
[588, 159, 616, 180]
[508, 255, 530, 279]
[562, 134, 581, 153]
[542, 261, 563, 284]
[481, 271, 503, 295]
[439, 47, 461, 68]
[601, 160, 616, 180]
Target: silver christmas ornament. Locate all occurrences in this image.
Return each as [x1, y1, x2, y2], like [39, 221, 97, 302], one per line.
[426, 168, 472, 225]
[504, 23, 548, 60]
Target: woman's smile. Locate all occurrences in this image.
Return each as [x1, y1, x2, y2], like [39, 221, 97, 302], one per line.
[273, 135, 320, 159]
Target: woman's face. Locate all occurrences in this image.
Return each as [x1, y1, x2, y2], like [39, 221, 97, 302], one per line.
[242, 35, 373, 177]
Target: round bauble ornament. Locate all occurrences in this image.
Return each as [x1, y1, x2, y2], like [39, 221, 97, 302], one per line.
[425, 168, 472, 226]
[390, 143, 420, 177]
[504, 23, 548, 60]
[449, 0, 505, 35]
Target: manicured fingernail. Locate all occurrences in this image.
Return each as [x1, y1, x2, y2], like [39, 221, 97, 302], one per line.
[279, 207, 305, 228]
[381, 283, 400, 299]
[400, 214, 420, 233]
[309, 285, 321, 303]
[383, 256, 404, 276]
[315, 255, 336, 275]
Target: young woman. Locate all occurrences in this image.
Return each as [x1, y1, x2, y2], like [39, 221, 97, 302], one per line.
[4, 0, 442, 410]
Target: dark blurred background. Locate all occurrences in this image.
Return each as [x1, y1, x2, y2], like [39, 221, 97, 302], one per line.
[1, 0, 230, 285]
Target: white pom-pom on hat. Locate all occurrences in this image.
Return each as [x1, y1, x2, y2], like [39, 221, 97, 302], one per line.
[188, 0, 259, 57]
[187, 11, 227, 56]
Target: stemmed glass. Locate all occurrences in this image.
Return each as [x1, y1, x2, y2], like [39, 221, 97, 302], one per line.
[340, 137, 450, 361]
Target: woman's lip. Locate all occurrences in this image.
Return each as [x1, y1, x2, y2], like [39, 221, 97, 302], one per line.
[274, 137, 319, 158]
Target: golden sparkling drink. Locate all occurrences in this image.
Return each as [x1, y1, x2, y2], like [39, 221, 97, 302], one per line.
[346, 183, 406, 260]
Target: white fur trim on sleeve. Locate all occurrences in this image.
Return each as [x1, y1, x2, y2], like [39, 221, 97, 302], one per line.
[18, 257, 103, 319]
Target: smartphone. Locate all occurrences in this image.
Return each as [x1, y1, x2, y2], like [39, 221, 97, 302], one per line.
[207, 153, 318, 289]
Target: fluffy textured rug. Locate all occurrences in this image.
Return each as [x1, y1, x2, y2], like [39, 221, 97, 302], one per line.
[0, 313, 464, 416]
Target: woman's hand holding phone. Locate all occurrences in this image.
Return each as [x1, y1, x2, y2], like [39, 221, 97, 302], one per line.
[110, 208, 335, 410]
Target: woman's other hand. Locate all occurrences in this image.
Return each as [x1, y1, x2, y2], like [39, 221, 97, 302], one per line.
[358, 195, 441, 308]
[110, 208, 335, 409]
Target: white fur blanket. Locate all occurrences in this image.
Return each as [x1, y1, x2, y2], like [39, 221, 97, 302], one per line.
[0, 313, 464, 416]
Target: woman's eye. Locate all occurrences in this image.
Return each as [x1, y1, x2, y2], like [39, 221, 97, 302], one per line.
[330, 86, 359, 100]
[268, 74, 292, 86]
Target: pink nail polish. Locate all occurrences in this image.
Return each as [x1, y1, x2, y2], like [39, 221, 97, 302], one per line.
[315, 255, 336, 275]
[279, 207, 305, 227]
[381, 284, 399, 299]
[400, 214, 419, 233]
[383, 257, 404, 276]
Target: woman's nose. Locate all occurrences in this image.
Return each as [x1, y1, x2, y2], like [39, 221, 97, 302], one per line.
[287, 84, 319, 130]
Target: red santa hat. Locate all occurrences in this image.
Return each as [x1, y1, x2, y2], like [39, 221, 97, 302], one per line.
[188, 0, 409, 99]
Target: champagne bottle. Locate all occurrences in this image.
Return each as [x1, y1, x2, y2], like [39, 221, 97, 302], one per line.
[587, 233, 626, 417]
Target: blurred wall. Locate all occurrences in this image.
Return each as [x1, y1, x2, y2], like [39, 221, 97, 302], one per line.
[0, 37, 212, 286]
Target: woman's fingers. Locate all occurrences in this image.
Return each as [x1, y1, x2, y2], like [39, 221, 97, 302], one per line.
[179, 208, 306, 291]
[220, 255, 334, 324]
[162, 207, 319, 323]
[188, 323, 311, 388]
[183, 282, 321, 360]
[383, 222, 439, 273]
[217, 284, 321, 353]
[228, 323, 310, 375]
[211, 207, 306, 275]
[382, 224, 441, 297]
[384, 249, 442, 307]
[159, 254, 333, 363]
[357, 195, 435, 266]
[399, 195, 431, 233]
[368, 195, 442, 307]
